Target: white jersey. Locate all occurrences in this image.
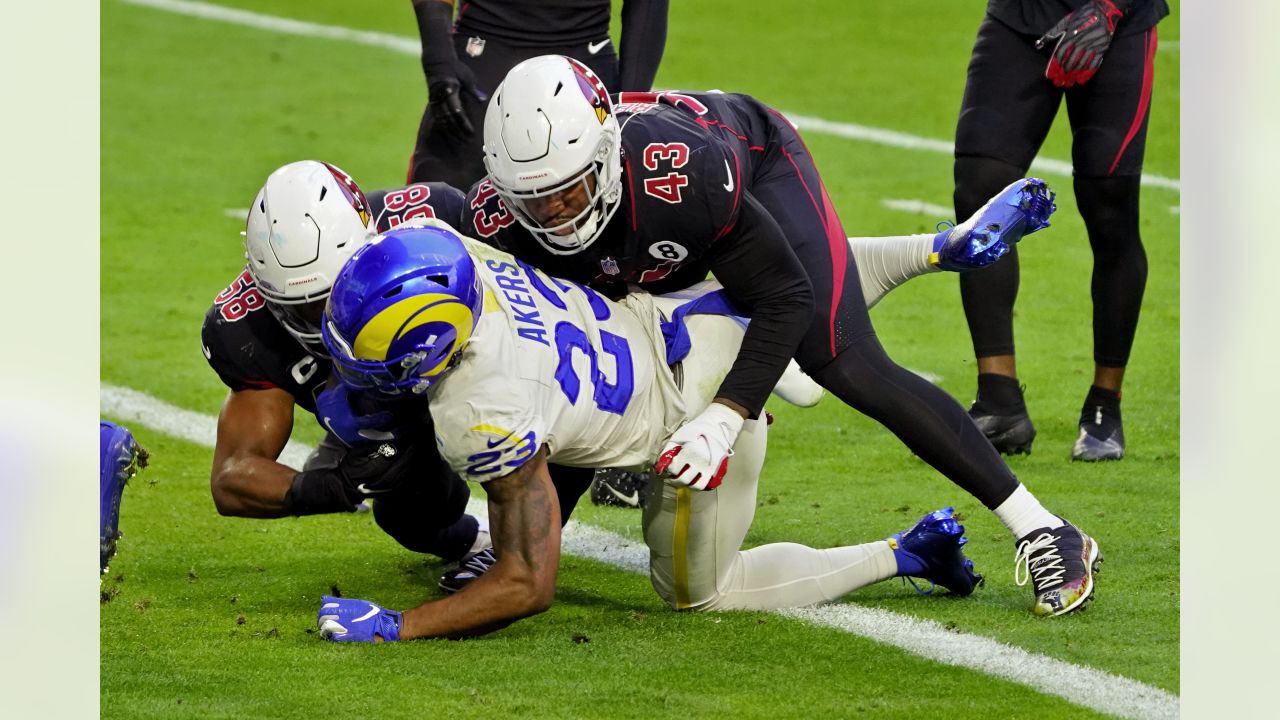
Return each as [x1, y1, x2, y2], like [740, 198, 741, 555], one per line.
[429, 237, 694, 483]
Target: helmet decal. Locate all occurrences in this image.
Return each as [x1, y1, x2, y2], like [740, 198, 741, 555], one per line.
[321, 161, 372, 229]
[565, 57, 611, 125]
[352, 293, 477, 377]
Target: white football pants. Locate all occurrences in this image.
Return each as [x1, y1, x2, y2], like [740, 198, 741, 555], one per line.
[641, 312, 899, 610]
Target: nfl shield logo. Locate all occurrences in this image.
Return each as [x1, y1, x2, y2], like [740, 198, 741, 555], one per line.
[601, 257, 620, 275]
[465, 37, 486, 57]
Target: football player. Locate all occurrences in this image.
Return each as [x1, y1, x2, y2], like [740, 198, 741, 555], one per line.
[464, 56, 1099, 617]
[409, 0, 669, 188]
[312, 219, 1028, 642]
[951, 0, 1169, 460]
[201, 160, 494, 567]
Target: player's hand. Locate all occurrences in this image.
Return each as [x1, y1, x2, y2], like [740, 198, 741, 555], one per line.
[317, 595, 401, 643]
[316, 383, 395, 446]
[427, 63, 487, 140]
[655, 402, 745, 491]
[1036, 0, 1125, 88]
[333, 442, 419, 499]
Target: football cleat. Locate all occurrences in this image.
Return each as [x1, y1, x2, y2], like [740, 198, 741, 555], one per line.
[887, 507, 983, 597]
[590, 468, 650, 508]
[100, 421, 147, 574]
[1072, 405, 1125, 461]
[969, 400, 1037, 455]
[1014, 520, 1102, 617]
[931, 178, 1056, 271]
[438, 548, 498, 594]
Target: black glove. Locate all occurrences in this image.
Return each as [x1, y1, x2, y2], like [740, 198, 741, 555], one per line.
[428, 63, 485, 139]
[1035, 0, 1126, 88]
[286, 442, 421, 515]
[416, 0, 486, 139]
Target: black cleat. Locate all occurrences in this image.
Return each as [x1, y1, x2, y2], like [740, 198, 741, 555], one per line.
[969, 399, 1037, 455]
[1072, 405, 1125, 461]
[590, 468, 649, 508]
[438, 548, 497, 594]
[1014, 519, 1102, 616]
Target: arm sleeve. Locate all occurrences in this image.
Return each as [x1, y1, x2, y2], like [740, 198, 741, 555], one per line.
[617, 0, 669, 91]
[413, 0, 458, 81]
[704, 192, 814, 417]
[847, 233, 939, 309]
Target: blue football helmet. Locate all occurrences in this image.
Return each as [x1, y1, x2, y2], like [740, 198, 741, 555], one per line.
[322, 225, 484, 395]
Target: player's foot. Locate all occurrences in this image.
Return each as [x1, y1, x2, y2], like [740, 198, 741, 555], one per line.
[438, 548, 497, 594]
[1072, 389, 1125, 461]
[931, 178, 1056, 271]
[590, 468, 650, 508]
[100, 421, 147, 575]
[1014, 520, 1102, 617]
[888, 507, 983, 597]
[969, 400, 1037, 455]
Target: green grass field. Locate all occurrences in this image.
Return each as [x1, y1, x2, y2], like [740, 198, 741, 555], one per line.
[101, 0, 1180, 717]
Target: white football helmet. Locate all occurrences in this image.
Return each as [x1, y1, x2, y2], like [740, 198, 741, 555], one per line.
[243, 160, 376, 352]
[483, 55, 623, 255]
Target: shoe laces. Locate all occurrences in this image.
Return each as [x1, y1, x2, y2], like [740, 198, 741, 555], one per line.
[1014, 532, 1066, 591]
[457, 548, 496, 577]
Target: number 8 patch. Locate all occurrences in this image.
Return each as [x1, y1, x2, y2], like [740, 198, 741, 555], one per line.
[648, 241, 688, 261]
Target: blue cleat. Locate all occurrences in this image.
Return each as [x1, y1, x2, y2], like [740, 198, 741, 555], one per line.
[888, 507, 983, 597]
[100, 421, 147, 574]
[931, 178, 1057, 271]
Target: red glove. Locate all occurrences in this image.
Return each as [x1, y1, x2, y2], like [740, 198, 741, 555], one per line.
[1035, 0, 1126, 88]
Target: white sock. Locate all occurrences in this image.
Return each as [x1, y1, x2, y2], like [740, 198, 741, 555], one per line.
[993, 485, 1064, 539]
[468, 516, 492, 556]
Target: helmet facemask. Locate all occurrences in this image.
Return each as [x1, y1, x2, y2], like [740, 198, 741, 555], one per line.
[489, 133, 622, 256]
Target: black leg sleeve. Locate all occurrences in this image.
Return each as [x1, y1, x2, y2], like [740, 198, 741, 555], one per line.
[549, 464, 595, 526]
[372, 468, 476, 562]
[808, 335, 1021, 509]
[1074, 174, 1147, 367]
[954, 155, 1028, 359]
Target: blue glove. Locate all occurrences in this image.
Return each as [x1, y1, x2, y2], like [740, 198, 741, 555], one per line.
[931, 178, 1056, 271]
[317, 595, 402, 643]
[315, 383, 396, 447]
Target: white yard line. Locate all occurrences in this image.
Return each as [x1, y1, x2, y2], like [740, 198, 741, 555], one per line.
[101, 383, 1179, 720]
[118, 0, 1180, 194]
[882, 198, 953, 217]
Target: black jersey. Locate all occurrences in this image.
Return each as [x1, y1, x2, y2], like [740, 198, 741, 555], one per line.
[456, 0, 611, 48]
[367, 181, 467, 232]
[987, 0, 1169, 37]
[202, 182, 468, 411]
[464, 90, 815, 415]
[201, 268, 329, 411]
[464, 91, 782, 295]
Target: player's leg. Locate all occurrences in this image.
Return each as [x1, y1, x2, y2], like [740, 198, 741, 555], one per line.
[644, 417, 980, 610]
[756, 109, 1098, 616]
[370, 462, 481, 563]
[954, 15, 1065, 454]
[1063, 27, 1158, 461]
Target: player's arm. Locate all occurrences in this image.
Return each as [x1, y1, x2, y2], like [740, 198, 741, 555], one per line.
[656, 193, 812, 490]
[209, 387, 301, 518]
[413, 0, 482, 138]
[617, 0, 669, 92]
[396, 447, 561, 639]
[705, 192, 814, 418]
